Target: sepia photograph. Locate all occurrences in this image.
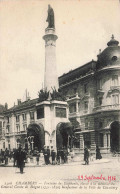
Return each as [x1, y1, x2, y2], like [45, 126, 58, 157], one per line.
[0, 0, 120, 193]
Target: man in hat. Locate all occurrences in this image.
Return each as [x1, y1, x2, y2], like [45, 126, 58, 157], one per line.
[51, 148, 56, 165]
[16, 146, 26, 173]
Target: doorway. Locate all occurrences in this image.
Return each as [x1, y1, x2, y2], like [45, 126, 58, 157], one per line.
[110, 121, 120, 152]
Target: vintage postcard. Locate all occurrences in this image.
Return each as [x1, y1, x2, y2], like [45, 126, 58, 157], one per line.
[0, 0, 120, 193]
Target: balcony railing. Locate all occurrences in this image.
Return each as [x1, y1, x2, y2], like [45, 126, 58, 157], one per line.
[14, 131, 27, 135]
[94, 104, 120, 112]
[67, 93, 80, 102]
[5, 131, 27, 136]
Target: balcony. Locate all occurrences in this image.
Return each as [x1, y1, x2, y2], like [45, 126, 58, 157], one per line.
[94, 104, 120, 112]
[5, 132, 13, 137]
[15, 131, 27, 135]
[67, 93, 80, 103]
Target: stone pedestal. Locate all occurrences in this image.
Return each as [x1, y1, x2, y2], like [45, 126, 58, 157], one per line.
[36, 100, 69, 150]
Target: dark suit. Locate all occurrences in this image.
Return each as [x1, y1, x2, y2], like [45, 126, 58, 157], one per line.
[16, 149, 26, 173]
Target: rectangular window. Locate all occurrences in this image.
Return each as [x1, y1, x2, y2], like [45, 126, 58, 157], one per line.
[85, 118, 88, 129]
[16, 115, 20, 122]
[30, 112, 34, 120]
[37, 107, 44, 119]
[99, 121, 103, 128]
[6, 126, 10, 133]
[112, 94, 119, 105]
[69, 103, 76, 113]
[112, 75, 118, 86]
[16, 125, 20, 133]
[100, 133, 104, 147]
[84, 83, 88, 93]
[84, 101, 88, 110]
[56, 107, 66, 118]
[7, 117, 9, 123]
[22, 113, 26, 121]
[23, 125, 27, 131]
[3, 122, 5, 127]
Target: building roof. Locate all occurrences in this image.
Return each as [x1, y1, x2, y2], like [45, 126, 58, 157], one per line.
[97, 35, 120, 70]
[4, 98, 38, 114]
[59, 60, 96, 86]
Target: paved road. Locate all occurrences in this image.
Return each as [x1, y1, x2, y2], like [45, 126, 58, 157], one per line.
[0, 158, 120, 194]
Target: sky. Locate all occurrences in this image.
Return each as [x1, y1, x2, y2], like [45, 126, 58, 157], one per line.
[0, 0, 120, 108]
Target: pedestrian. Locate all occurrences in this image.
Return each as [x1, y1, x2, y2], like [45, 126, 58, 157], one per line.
[0, 149, 4, 163]
[13, 149, 17, 167]
[51, 149, 56, 165]
[4, 148, 9, 165]
[64, 148, 68, 163]
[56, 149, 60, 165]
[16, 146, 26, 174]
[47, 146, 50, 164]
[60, 148, 64, 164]
[96, 146, 102, 160]
[43, 146, 48, 165]
[70, 148, 75, 162]
[36, 151, 40, 165]
[84, 147, 90, 165]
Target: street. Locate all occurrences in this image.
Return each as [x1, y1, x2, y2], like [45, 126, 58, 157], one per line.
[0, 158, 120, 194]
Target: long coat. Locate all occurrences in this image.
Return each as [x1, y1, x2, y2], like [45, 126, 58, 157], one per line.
[16, 150, 26, 168]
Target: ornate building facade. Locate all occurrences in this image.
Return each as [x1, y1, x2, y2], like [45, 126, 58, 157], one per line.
[59, 35, 120, 155]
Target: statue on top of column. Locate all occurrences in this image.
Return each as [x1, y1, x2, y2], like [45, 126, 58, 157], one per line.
[46, 5, 55, 29]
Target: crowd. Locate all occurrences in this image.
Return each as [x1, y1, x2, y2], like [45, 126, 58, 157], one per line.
[0, 148, 13, 165]
[43, 146, 71, 165]
[0, 145, 102, 173]
[0, 146, 75, 173]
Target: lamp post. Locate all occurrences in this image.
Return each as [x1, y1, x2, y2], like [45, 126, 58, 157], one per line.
[27, 136, 34, 152]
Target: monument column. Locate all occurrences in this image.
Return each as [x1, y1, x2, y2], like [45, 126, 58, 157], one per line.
[43, 5, 58, 92]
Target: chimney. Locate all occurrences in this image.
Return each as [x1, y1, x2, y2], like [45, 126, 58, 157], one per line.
[26, 92, 31, 101]
[5, 103, 8, 110]
[17, 99, 21, 106]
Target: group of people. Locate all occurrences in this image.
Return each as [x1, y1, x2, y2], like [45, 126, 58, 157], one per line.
[0, 148, 12, 165]
[0, 147, 26, 173]
[0, 145, 102, 173]
[84, 146, 102, 165]
[43, 146, 69, 165]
